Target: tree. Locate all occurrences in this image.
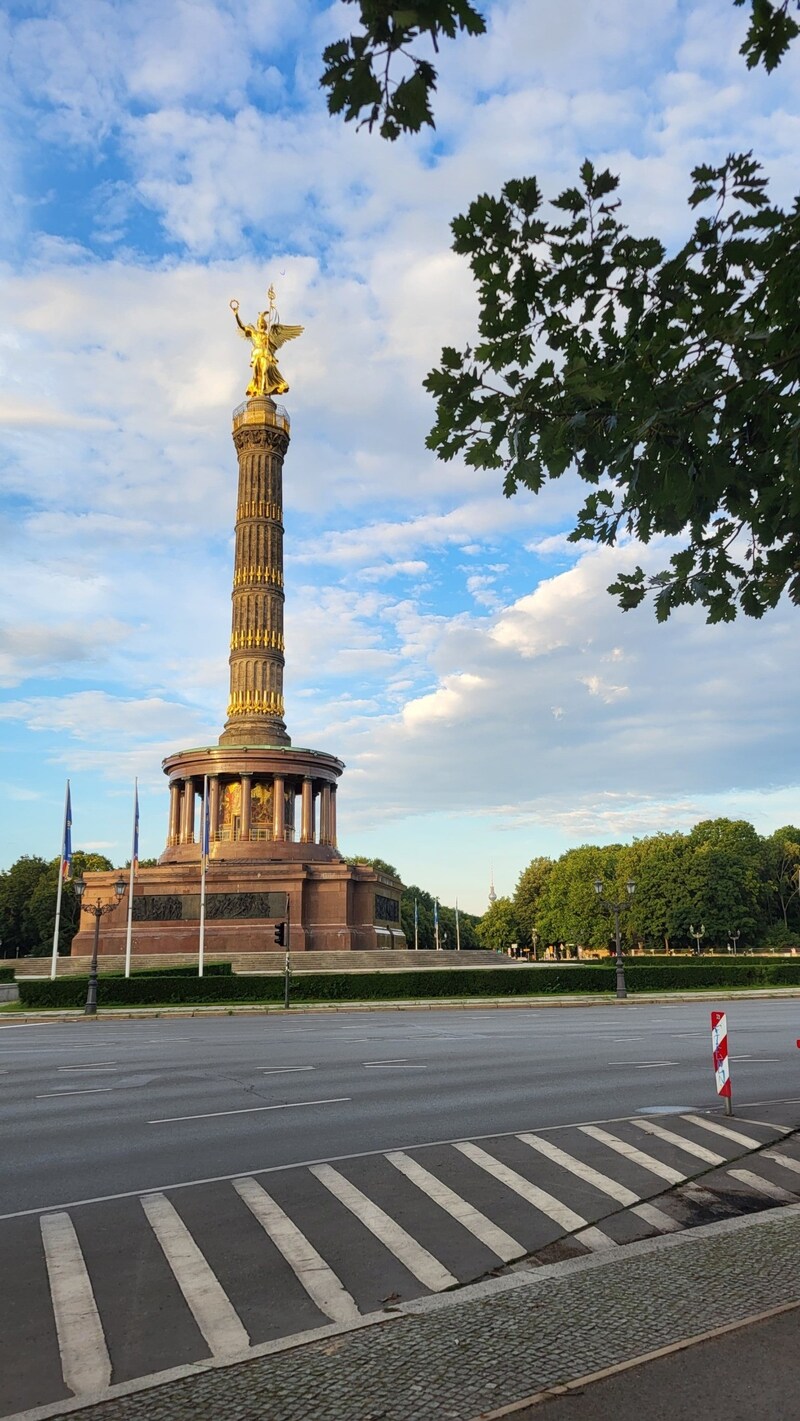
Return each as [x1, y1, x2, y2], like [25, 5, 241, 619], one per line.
[760, 825, 800, 928]
[323, 3, 798, 140]
[323, 2, 800, 623]
[26, 851, 115, 957]
[513, 857, 553, 947]
[476, 895, 519, 952]
[683, 819, 766, 947]
[0, 856, 50, 957]
[536, 844, 624, 951]
[621, 834, 693, 951]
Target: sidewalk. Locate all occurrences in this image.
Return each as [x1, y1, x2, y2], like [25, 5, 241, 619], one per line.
[13, 1202, 800, 1421]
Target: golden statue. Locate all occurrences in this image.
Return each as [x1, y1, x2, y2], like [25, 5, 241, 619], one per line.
[230, 286, 303, 398]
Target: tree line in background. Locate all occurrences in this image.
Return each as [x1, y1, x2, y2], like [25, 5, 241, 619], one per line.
[477, 820, 800, 955]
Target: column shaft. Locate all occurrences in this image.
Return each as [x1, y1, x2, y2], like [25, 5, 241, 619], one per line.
[240, 774, 252, 841]
[320, 784, 331, 845]
[330, 784, 338, 849]
[185, 780, 196, 843]
[301, 777, 313, 843]
[168, 782, 181, 846]
[273, 775, 285, 841]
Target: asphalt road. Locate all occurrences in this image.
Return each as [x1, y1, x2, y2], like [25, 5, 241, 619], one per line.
[2, 999, 800, 1419]
[3, 999, 800, 1214]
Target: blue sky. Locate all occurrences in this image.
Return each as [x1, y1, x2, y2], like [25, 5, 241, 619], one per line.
[1, 0, 798, 915]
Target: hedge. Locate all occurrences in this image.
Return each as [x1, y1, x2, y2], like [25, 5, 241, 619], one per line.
[100, 962, 232, 979]
[0, 967, 15, 983]
[15, 958, 800, 1009]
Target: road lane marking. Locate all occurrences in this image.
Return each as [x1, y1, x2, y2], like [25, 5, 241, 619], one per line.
[56, 1062, 118, 1069]
[579, 1126, 686, 1185]
[363, 1059, 409, 1065]
[455, 1142, 616, 1251]
[141, 1193, 250, 1356]
[56, 1067, 118, 1074]
[729, 1056, 780, 1063]
[363, 1064, 428, 1069]
[148, 1097, 350, 1124]
[726, 1169, 797, 1203]
[763, 1152, 800, 1176]
[385, 1151, 525, 1263]
[40, 1212, 111, 1395]
[607, 1061, 677, 1067]
[310, 1164, 458, 1291]
[232, 1176, 360, 1324]
[635, 1120, 725, 1165]
[680, 1115, 766, 1149]
[256, 1067, 315, 1074]
[36, 1088, 116, 1099]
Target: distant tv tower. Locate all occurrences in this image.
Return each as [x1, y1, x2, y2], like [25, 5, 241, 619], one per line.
[488, 867, 497, 907]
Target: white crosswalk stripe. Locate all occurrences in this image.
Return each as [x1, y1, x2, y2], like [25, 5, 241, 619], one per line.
[578, 1125, 686, 1185]
[233, 1176, 360, 1324]
[455, 1141, 616, 1251]
[635, 1119, 725, 1165]
[385, 1151, 526, 1263]
[763, 1151, 800, 1177]
[680, 1115, 766, 1149]
[141, 1193, 250, 1357]
[516, 1133, 679, 1234]
[40, 1212, 112, 1396]
[726, 1169, 797, 1203]
[310, 1163, 458, 1291]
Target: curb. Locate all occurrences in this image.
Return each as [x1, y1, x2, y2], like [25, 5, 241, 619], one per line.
[4, 986, 800, 1025]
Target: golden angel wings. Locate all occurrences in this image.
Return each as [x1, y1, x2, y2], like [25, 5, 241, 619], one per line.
[230, 295, 304, 398]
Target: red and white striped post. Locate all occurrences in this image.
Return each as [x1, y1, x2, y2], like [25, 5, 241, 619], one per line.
[711, 1010, 733, 1116]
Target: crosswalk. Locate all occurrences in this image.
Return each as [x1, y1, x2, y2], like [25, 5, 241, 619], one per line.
[2, 1110, 798, 1419]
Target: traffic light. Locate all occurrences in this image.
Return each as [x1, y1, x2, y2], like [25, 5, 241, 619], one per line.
[274, 922, 286, 946]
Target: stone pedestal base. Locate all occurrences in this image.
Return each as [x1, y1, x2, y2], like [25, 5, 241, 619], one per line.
[71, 860, 405, 957]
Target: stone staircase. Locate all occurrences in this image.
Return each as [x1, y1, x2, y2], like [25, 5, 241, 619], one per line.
[12, 949, 515, 977]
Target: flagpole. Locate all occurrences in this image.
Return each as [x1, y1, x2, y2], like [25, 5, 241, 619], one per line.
[51, 780, 71, 981]
[124, 778, 138, 979]
[414, 897, 419, 951]
[198, 776, 208, 978]
[434, 897, 440, 951]
[455, 898, 461, 952]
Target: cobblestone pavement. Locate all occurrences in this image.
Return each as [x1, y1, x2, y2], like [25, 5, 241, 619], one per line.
[13, 1204, 800, 1421]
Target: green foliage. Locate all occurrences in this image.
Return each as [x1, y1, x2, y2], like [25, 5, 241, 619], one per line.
[321, 0, 486, 140]
[322, 3, 800, 624]
[0, 855, 50, 957]
[515, 818, 800, 952]
[399, 883, 479, 949]
[513, 857, 553, 946]
[0, 966, 15, 982]
[735, 0, 800, 69]
[345, 855, 400, 877]
[425, 155, 800, 623]
[476, 896, 520, 951]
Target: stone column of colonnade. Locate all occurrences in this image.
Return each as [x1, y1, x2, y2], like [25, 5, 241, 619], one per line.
[172, 773, 337, 848]
[219, 396, 291, 749]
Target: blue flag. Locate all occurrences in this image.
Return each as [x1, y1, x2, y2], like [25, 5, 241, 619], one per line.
[62, 782, 72, 880]
[201, 779, 210, 862]
[133, 781, 140, 872]
[434, 898, 438, 928]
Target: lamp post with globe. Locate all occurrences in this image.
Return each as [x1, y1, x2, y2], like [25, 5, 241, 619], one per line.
[72, 876, 126, 1016]
[594, 878, 636, 1000]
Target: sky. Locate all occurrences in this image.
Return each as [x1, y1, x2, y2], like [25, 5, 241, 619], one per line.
[1, 0, 798, 916]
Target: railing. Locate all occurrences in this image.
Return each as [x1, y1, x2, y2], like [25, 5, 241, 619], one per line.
[232, 399, 290, 434]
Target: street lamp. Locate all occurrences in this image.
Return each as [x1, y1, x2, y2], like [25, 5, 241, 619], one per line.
[594, 878, 635, 1000]
[73, 875, 126, 1016]
[690, 923, 706, 955]
[531, 928, 539, 962]
[729, 928, 741, 955]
